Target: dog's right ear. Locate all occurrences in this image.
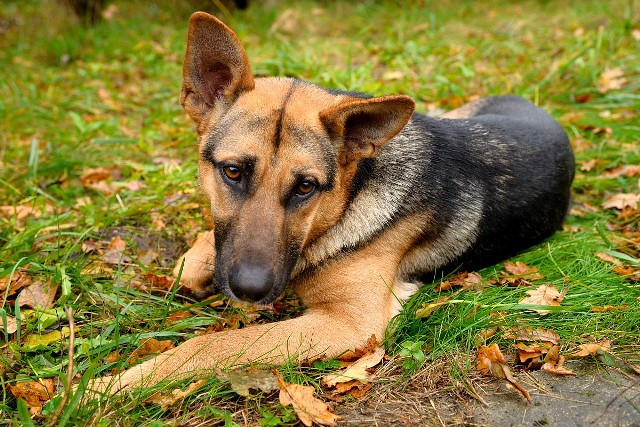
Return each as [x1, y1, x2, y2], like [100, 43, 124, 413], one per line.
[180, 12, 254, 124]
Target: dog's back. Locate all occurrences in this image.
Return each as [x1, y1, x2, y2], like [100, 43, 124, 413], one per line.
[301, 94, 574, 279]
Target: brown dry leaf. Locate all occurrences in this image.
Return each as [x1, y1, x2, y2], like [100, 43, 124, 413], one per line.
[8, 379, 55, 411]
[0, 271, 32, 301]
[514, 342, 553, 363]
[598, 67, 627, 93]
[435, 271, 484, 291]
[0, 203, 55, 221]
[590, 305, 630, 312]
[128, 338, 175, 364]
[102, 236, 131, 265]
[567, 340, 612, 358]
[415, 296, 451, 319]
[322, 347, 384, 388]
[214, 368, 279, 397]
[502, 326, 560, 344]
[599, 165, 640, 179]
[596, 251, 623, 266]
[476, 343, 531, 403]
[518, 285, 566, 314]
[602, 193, 640, 210]
[145, 379, 206, 411]
[338, 335, 380, 362]
[17, 280, 58, 309]
[579, 159, 597, 172]
[541, 345, 575, 376]
[503, 261, 544, 280]
[0, 315, 18, 334]
[165, 310, 192, 324]
[276, 371, 339, 426]
[108, 236, 126, 251]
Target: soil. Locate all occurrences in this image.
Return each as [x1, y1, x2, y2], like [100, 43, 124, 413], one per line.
[337, 361, 640, 426]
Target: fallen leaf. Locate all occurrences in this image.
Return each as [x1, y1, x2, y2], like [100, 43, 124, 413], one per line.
[137, 249, 160, 266]
[276, 371, 339, 426]
[23, 327, 70, 350]
[145, 380, 206, 411]
[590, 305, 630, 312]
[17, 280, 58, 309]
[476, 344, 531, 403]
[598, 67, 627, 93]
[166, 310, 192, 324]
[0, 271, 33, 301]
[337, 335, 381, 362]
[602, 193, 640, 210]
[8, 379, 55, 410]
[435, 271, 484, 291]
[321, 347, 384, 388]
[518, 285, 566, 313]
[596, 252, 623, 266]
[503, 261, 544, 280]
[128, 338, 175, 364]
[567, 340, 612, 358]
[541, 345, 575, 376]
[514, 342, 551, 363]
[108, 236, 126, 251]
[501, 326, 560, 344]
[214, 367, 279, 397]
[0, 315, 18, 334]
[599, 165, 640, 179]
[579, 159, 597, 172]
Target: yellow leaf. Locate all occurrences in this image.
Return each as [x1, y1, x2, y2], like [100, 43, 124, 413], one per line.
[276, 371, 339, 426]
[518, 285, 566, 314]
[321, 347, 384, 387]
[23, 327, 70, 349]
[145, 380, 206, 411]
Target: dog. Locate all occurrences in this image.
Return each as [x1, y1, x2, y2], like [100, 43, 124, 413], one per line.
[91, 12, 574, 393]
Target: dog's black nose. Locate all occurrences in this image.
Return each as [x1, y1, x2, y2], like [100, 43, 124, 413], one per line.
[228, 263, 274, 302]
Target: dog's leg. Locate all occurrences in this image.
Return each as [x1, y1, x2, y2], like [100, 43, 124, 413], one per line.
[91, 218, 419, 394]
[172, 230, 216, 296]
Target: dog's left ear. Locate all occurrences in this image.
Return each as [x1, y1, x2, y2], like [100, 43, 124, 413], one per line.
[181, 12, 255, 124]
[320, 95, 415, 164]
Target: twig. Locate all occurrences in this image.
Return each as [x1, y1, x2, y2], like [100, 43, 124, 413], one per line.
[47, 307, 75, 427]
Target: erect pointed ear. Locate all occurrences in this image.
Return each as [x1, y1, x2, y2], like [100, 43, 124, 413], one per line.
[319, 95, 415, 164]
[180, 12, 255, 124]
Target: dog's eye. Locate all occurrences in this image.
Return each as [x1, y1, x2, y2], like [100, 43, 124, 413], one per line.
[222, 165, 242, 182]
[295, 180, 316, 196]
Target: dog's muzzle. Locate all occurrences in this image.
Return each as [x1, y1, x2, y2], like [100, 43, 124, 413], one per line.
[228, 262, 275, 302]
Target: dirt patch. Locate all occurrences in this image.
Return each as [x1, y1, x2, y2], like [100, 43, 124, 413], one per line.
[336, 360, 639, 426]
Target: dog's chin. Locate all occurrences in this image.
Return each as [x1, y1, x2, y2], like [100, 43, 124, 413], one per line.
[218, 282, 285, 307]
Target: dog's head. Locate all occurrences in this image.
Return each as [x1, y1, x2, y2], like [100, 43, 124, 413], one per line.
[181, 12, 415, 304]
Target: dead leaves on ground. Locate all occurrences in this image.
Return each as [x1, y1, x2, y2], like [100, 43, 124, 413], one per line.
[518, 284, 567, 314]
[145, 380, 207, 411]
[477, 343, 531, 403]
[321, 345, 385, 401]
[8, 379, 55, 415]
[79, 166, 145, 195]
[478, 327, 617, 403]
[277, 371, 340, 427]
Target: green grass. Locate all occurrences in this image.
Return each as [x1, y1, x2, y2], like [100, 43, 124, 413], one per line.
[1, 0, 639, 425]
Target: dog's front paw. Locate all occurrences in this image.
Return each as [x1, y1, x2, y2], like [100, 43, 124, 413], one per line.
[173, 230, 216, 298]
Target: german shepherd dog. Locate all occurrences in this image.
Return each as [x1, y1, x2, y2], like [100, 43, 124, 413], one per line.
[93, 12, 574, 393]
